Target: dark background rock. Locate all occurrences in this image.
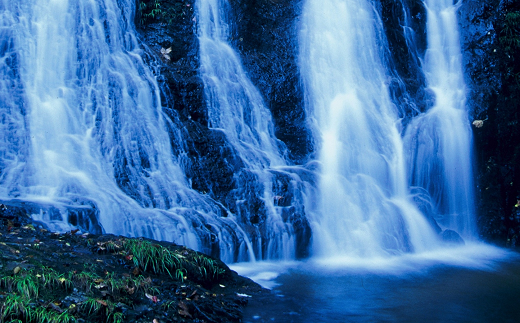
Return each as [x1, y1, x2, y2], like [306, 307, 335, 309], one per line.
[460, 0, 520, 245]
[136, 0, 243, 210]
[376, 0, 433, 123]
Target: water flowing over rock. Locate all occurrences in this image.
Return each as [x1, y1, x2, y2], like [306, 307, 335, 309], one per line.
[2, 0, 511, 262]
[404, 0, 477, 240]
[299, 0, 443, 257]
[196, 0, 310, 260]
[0, 0, 253, 261]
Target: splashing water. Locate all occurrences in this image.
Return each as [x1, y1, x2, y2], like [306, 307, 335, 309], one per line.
[0, 0, 252, 261]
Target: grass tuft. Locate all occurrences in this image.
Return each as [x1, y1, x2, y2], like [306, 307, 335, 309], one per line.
[193, 254, 225, 284]
[123, 239, 183, 278]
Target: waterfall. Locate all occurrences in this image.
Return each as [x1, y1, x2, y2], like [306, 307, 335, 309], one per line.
[404, 0, 477, 239]
[1, 0, 479, 263]
[299, 0, 441, 257]
[0, 0, 252, 261]
[197, 0, 306, 260]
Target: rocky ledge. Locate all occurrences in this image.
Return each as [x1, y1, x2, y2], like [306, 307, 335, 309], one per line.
[0, 204, 267, 323]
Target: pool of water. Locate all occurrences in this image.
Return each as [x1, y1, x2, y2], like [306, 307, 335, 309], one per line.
[231, 244, 520, 322]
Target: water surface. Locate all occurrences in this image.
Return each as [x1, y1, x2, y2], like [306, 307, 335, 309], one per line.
[234, 246, 520, 322]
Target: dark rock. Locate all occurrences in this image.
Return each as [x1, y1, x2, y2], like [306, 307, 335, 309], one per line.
[460, 0, 520, 245]
[227, 0, 313, 163]
[377, 0, 432, 121]
[0, 199, 102, 233]
[135, 0, 246, 222]
[0, 219, 266, 323]
[135, 0, 314, 258]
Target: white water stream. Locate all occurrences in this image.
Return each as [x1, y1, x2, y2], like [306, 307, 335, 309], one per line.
[404, 0, 477, 239]
[197, 0, 303, 260]
[0, 0, 251, 261]
[299, 0, 474, 257]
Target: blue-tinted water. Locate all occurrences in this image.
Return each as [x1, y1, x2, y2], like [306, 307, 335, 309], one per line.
[234, 247, 520, 322]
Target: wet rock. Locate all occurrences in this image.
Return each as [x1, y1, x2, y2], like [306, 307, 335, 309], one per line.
[0, 199, 102, 233]
[0, 217, 266, 323]
[460, 0, 520, 245]
[377, 0, 431, 120]
[227, 0, 312, 163]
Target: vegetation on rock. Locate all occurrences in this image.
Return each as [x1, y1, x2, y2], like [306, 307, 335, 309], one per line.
[0, 206, 263, 323]
[138, 0, 194, 25]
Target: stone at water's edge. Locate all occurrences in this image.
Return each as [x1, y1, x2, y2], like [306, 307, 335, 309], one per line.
[0, 199, 102, 234]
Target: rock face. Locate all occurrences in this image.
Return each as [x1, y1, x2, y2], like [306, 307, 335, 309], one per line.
[137, 0, 242, 206]
[459, 0, 520, 245]
[377, 0, 433, 122]
[135, 0, 519, 248]
[226, 0, 312, 163]
[135, 0, 312, 258]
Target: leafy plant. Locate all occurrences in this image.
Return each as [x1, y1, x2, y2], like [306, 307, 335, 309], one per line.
[137, 0, 194, 26]
[1, 293, 77, 323]
[30, 307, 77, 323]
[108, 311, 125, 323]
[69, 270, 100, 292]
[1, 269, 39, 299]
[82, 297, 103, 315]
[40, 267, 72, 290]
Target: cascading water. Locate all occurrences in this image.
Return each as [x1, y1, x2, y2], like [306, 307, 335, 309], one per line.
[196, 0, 305, 260]
[299, 0, 441, 257]
[0, 0, 252, 262]
[0, 0, 481, 265]
[404, 0, 477, 239]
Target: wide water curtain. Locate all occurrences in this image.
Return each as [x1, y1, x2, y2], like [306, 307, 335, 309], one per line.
[197, 0, 299, 260]
[404, 0, 477, 239]
[0, 0, 248, 258]
[300, 0, 439, 257]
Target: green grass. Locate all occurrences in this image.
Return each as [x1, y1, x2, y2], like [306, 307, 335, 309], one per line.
[123, 238, 184, 277]
[82, 297, 103, 315]
[2, 293, 77, 323]
[1, 236, 231, 322]
[68, 270, 100, 292]
[108, 311, 125, 323]
[1, 269, 39, 299]
[193, 254, 225, 283]
[2, 294, 28, 320]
